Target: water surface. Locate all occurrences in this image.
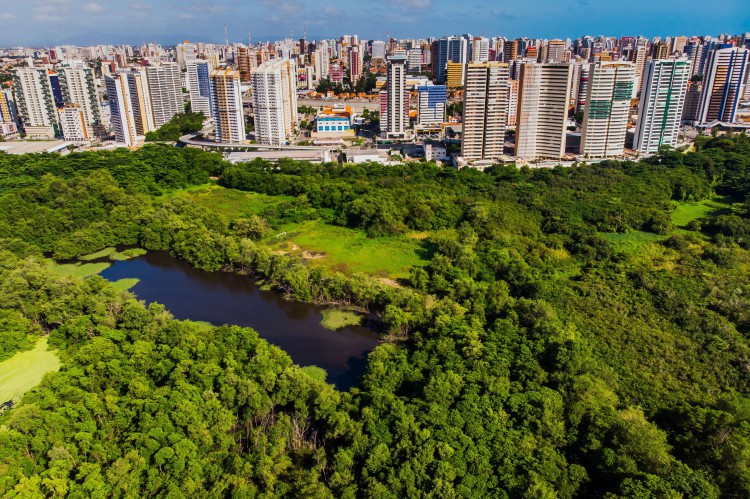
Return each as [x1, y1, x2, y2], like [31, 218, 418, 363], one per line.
[100, 252, 378, 389]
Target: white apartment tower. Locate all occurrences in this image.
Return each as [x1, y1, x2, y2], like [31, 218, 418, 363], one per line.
[580, 61, 635, 158]
[187, 61, 213, 117]
[58, 67, 103, 136]
[104, 73, 138, 147]
[515, 63, 574, 160]
[461, 62, 510, 162]
[12, 68, 60, 138]
[381, 56, 409, 139]
[58, 105, 90, 141]
[697, 47, 749, 124]
[251, 59, 298, 145]
[146, 63, 183, 127]
[125, 69, 156, 135]
[634, 59, 691, 153]
[210, 68, 245, 143]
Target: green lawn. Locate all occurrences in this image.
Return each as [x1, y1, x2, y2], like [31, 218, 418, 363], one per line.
[110, 278, 140, 292]
[171, 184, 428, 279]
[269, 220, 427, 278]
[79, 247, 117, 261]
[0, 337, 60, 404]
[601, 231, 667, 254]
[671, 197, 733, 228]
[171, 184, 294, 222]
[46, 259, 111, 278]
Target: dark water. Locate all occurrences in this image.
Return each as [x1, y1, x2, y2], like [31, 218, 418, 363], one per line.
[99, 252, 379, 389]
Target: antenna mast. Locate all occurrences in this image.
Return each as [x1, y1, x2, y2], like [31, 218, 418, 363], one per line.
[224, 24, 229, 46]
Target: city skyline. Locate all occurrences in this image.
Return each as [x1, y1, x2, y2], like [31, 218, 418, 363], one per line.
[1, 0, 748, 47]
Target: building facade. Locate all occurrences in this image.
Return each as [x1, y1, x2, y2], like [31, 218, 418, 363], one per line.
[187, 61, 213, 117]
[416, 85, 447, 127]
[580, 61, 635, 158]
[461, 62, 509, 162]
[515, 63, 573, 160]
[13, 67, 60, 138]
[381, 56, 409, 139]
[105, 73, 138, 147]
[210, 68, 245, 143]
[697, 47, 749, 123]
[634, 59, 691, 153]
[251, 59, 298, 145]
[146, 63, 182, 128]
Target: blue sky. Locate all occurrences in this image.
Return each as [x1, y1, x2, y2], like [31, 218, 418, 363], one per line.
[1, 0, 748, 46]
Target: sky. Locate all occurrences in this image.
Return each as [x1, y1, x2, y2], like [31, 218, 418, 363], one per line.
[1, 0, 749, 47]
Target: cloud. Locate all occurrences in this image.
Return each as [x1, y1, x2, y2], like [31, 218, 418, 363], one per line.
[394, 0, 432, 8]
[82, 2, 104, 12]
[323, 5, 340, 15]
[179, 13, 195, 19]
[187, 1, 229, 13]
[0, 13, 15, 20]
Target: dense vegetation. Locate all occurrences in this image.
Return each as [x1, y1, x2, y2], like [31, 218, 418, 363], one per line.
[144, 112, 204, 142]
[2, 135, 750, 496]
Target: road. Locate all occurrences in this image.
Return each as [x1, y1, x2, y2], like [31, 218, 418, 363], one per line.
[296, 98, 379, 114]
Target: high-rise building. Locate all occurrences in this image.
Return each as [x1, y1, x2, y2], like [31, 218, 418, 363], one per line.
[251, 59, 298, 145]
[671, 36, 688, 54]
[576, 63, 591, 112]
[0, 88, 15, 124]
[58, 105, 90, 141]
[515, 63, 573, 160]
[176, 41, 197, 70]
[210, 68, 245, 143]
[631, 46, 648, 97]
[504, 40, 519, 62]
[547, 39, 567, 63]
[682, 80, 702, 123]
[104, 73, 138, 147]
[58, 67, 103, 137]
[146, 63, 182, 128]
[580, 61, 635, 158]
[446, 61, 464, 88]
[653, 41, 670, 60]
[634, 59, 691, 153]
[125, 69, 155, 135]
[471, 37, 490, 63]
[371, 40, 387, 60]
[507, 79, 518, 126]
[350, 45, 364, 81]
[407, 48, 422, 75]
[381, 56, 409, 139]
[461, 62, 509, 162]
[697, 47, 749, 123]
[237, 46, 258, 81]
[187, 61, 213, 117]
[314, 41, 330, 81]
[13, 67, 60, 138]
[416, 85, 447, 127]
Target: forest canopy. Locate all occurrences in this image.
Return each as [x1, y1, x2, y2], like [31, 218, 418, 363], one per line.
[2, 135, 750, 496]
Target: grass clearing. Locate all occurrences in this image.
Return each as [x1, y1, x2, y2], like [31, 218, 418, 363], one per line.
[168, 184, 429, 278]
[171, 184, 294, 222]
[601, 231, 666, 254]
[0, 337, 60, 404]
[46, 259, 111, 278]
[671, 197, 733, 228]
[321, 309, 363, 331]
[110, 248, 147, 261]
[79, 247, 117, 261]
[271, 220, 427, 278]
[110, 278, 140, 292]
